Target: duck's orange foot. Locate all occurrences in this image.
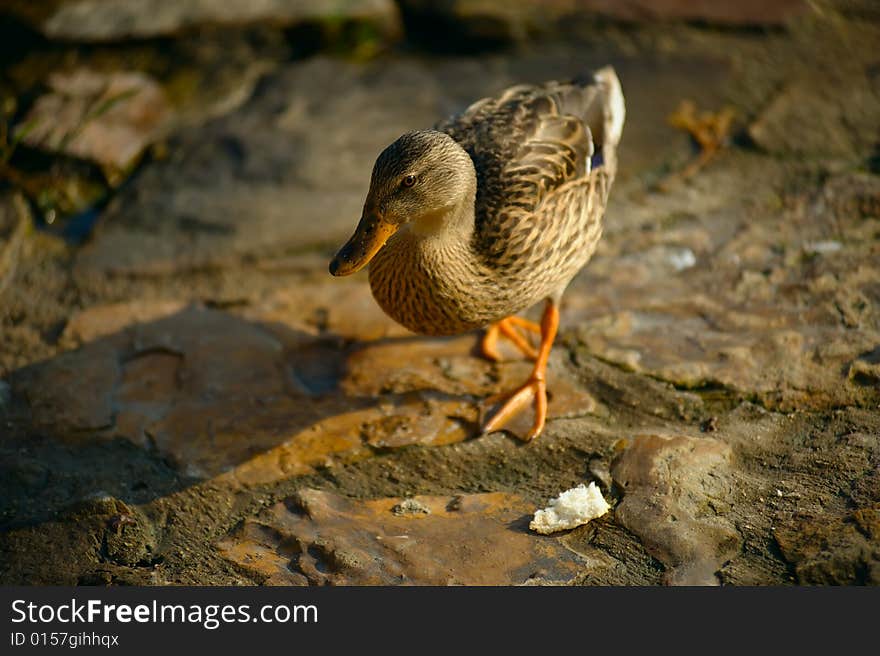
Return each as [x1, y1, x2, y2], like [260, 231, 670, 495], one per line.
[482, 375, 547, 441]
[480, 316, 541, 362]
[480, 300, 560, 442]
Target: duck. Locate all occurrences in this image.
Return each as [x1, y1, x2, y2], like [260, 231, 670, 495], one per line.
[330, 67, 625, 441]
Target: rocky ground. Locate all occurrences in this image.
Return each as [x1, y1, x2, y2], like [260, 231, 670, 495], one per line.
[1, 1, 879, 585]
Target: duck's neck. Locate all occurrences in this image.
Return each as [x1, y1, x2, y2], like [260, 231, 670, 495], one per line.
[407, 193, 476, 243]
[391, 151, 480, 278]
[397, 186, 481, 283]
[369, 171, 495, 334]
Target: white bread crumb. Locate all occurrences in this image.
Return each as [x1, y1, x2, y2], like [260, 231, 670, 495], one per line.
[530, 482, 610, 534]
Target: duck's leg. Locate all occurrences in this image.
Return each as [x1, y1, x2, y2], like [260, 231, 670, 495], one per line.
[481, 316, 541, 361]
[482, 300, 559, 441]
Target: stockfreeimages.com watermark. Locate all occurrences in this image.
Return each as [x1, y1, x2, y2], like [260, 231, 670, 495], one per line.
[10, 598, 317, 631]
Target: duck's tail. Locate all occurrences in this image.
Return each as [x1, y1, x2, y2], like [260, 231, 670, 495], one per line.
[560, 66, 625, 176]
[558, 66, 625, 154]
[591, 66, 625, 152]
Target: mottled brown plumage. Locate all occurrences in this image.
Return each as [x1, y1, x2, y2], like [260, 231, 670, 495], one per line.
[331, 67, 625, 439]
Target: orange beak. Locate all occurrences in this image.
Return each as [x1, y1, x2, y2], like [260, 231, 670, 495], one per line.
[329, 213, 400, 276]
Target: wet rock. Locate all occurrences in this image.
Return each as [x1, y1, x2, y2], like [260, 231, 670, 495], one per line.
[19, 69, 171, 172]
[611, 433, 741, 585]
[63, 300, 187, 344]
[11, 301, 353, 479]
[244, 281, 409, 342]
[343, 334, 495, 398]
[566, 162, 880, 413]
[217, 489, 587, 585]
[232, 334, 595, 483]
[356, 394, 477, 449]
[14, 292, 596, 482]
[14, 340, 121, 434]
[35, 0, 402, 43]
[13, 306, 304, 475]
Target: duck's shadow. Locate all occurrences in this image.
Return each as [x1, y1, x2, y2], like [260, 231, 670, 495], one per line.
[1, 296, 602, 534]
[0, 304, 506, 527]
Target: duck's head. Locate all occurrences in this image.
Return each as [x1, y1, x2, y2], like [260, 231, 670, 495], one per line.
[330, 130, 475, 276]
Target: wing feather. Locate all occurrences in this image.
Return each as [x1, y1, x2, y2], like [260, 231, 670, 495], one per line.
[435, 67, 624, 250]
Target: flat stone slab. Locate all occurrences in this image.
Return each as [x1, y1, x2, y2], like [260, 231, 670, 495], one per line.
[611, 433, 740, 585]
[217, 489, 586, 585]
[13, 288, 597, 481]
[565, 167, 880, 412]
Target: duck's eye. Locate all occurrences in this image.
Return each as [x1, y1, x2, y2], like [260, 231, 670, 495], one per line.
[402, 174, 416, 188]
